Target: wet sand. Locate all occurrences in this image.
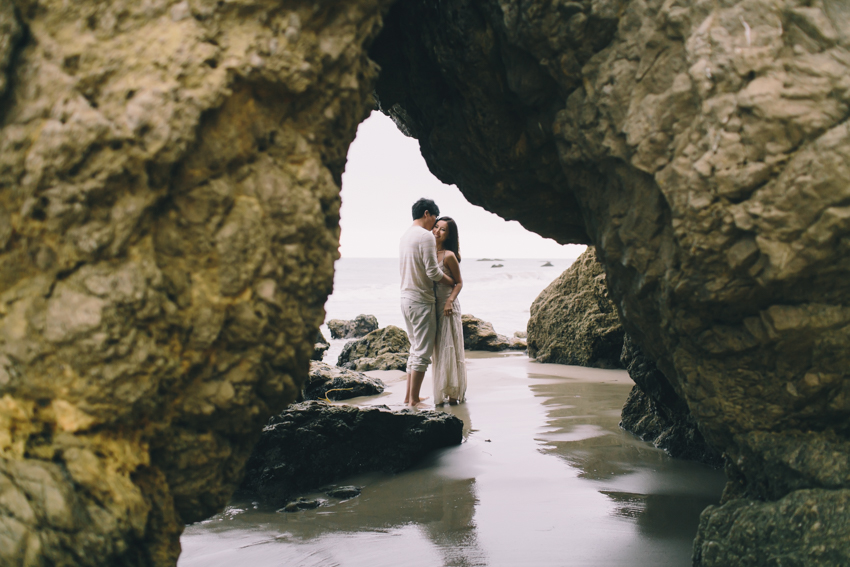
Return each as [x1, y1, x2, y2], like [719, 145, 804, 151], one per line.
[179, 353, 725, 566]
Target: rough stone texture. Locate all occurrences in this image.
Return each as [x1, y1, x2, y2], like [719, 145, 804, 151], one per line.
[312, 330, 330, 361]
[371, 0, 850, 558]
[620, 335, 722, 466]
[303, 361, 385, 401]
[337, 325, 410, 368]
[326, 314, 379, 339]
[4, 0, 850, 562]
[238, 400, 463, 505]
[693, 488, 850, 567]
[343, 352, 409, 372]
[0, 1, 390, 564]
[461, 314, 524, 351]
[527, 247, 625, 368]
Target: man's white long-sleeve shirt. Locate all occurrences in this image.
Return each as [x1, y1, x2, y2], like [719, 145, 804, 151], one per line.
[399, 225, 445, 304]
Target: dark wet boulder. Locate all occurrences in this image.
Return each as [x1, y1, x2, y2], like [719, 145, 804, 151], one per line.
[327, 314, 379, 339]
[304, 362, 385, 401]
[337, 326, 410, 369]
[325, 486, 361, 499]
[619, 335, 722, 467]
[527, 248, 624, 368]
[239, 401, 463, 504]
[312, 331, 330, 361]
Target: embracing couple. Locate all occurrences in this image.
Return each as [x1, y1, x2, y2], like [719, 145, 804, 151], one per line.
[399, 198, 468, 408]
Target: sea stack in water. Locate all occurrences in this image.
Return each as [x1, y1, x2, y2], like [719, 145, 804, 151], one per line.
[527, 248, 624, 368]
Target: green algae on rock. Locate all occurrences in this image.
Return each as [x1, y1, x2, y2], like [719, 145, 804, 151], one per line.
[0, 0, 392, 564]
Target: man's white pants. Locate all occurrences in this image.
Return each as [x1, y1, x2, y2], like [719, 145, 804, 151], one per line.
[401, 298, 436, 373]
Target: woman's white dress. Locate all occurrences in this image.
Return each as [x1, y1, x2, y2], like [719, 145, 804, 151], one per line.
[433, 258, 467, 403]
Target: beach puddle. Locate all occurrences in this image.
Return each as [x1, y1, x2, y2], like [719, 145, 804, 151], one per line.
[179, 354, 725, 567]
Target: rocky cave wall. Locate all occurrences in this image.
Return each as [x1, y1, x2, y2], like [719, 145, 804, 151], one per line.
[371, 0, 850, 563]
[0, 0, 390, 564]
[1, 0, 849, 564]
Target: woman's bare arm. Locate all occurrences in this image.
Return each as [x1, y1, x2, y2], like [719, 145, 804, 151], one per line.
[442, 252, 463, 316]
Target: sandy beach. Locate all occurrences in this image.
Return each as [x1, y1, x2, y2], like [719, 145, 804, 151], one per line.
[179, 352, 725, 567]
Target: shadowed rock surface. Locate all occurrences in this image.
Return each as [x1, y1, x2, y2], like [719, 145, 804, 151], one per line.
[620, 335, 722, 467]
[693, 489, 850, 566]
[0, 1, 391, 564]
[327, 314, 379, 339]
[312, 331, 330, 361]
[303, 361, 385, 401]
[527, 247, 624, 368]
[337, 325, 410, 370]
[238, 400, 463, 505]
[371, 0, 850, 559]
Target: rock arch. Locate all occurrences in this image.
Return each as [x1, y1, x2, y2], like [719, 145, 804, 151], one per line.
[1, 0, 849, 564]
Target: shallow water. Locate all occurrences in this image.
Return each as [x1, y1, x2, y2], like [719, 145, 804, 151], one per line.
[179, 353, 725, 567]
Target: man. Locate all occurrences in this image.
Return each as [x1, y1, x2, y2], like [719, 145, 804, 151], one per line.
[399, 198, 455, 407]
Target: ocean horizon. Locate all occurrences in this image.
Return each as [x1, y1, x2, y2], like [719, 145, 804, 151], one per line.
[321, 256, 578, 342]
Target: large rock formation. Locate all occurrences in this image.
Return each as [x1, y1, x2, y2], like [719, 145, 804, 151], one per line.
[3, 0, 850, 564]
[527, 247, 624, 368]
[371, 0, 850, 562]
[0, 1, 390, 564]
[620, 334, 721, 466]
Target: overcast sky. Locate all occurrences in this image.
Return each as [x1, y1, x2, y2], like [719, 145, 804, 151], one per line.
[339, 111, 586, 259]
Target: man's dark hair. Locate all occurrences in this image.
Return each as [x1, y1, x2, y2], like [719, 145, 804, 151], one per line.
[412, 198, 439, 220]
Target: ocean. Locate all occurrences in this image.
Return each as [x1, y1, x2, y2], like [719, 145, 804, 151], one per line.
[321, 257, 574, 354]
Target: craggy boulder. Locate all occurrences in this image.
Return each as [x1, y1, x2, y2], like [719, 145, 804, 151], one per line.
[337, 325, 410, 370]
[527, 248, 624, 368]
[303, 361, 385, 401]
[371, 0, 850, 559]
[238, 400, 463, 505]
[461, 314, 524, 351]
[312, 331, 330, 362]
[0, 0, 391, 564]
[619, 335, 721, 466]
[327, 314, 379, 339]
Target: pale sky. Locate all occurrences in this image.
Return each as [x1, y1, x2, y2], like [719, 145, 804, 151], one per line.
[339, 111, 586, 259]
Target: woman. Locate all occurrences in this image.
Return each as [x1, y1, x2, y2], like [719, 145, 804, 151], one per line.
[432, 216, 467, 404]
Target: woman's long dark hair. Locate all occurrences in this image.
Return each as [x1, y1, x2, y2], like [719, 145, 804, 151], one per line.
[436, 216, 461, 262]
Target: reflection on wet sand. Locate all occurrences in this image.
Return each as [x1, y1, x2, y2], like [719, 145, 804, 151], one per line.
[180, 354, 724, 567]
[529, 368, 726, 547]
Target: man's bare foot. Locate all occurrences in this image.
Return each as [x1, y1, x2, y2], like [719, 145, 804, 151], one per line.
[410, 400, 430, 409]
[408, 396, 429, 408]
